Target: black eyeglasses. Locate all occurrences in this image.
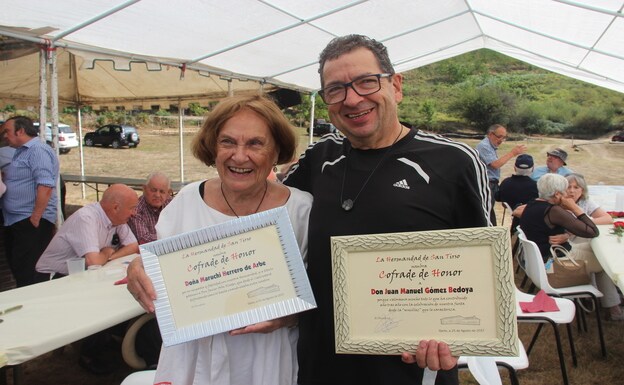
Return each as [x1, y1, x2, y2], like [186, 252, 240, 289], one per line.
[111, 233, 119, 246]
[490, 132, 508, 140]
[318, 73, 392, 105]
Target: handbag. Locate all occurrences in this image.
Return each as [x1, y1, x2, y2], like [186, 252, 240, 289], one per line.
[545, 245, 591, 288]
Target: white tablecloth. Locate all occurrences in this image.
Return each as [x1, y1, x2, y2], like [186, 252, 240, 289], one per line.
[0, 255, 144, 366]
[591, 224, 624, 292]
[587, 185, 624, 212]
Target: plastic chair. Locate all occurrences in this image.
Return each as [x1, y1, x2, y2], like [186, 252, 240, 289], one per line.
[122, 313, 156, 369]
[516, 228, 607, 358]
[120, 370, 156, 385]
[516, 288, 576, 385]
[458, 338, 528, 385]
[466, 357, 502, 385]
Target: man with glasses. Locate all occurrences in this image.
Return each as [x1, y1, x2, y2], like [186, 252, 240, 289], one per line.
[475, 124, 527, 225]
[283, 35, 491, 385]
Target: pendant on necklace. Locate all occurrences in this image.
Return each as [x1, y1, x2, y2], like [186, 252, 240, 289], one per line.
[342, 199, 354, 211]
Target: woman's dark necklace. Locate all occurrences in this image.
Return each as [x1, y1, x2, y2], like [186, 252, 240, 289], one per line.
[221, 180, 268, 218]
[340, 127, 404, 212]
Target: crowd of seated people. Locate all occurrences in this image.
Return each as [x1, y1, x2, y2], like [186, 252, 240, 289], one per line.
[518, 173, 623, 321]
[31, 172, 171, 374]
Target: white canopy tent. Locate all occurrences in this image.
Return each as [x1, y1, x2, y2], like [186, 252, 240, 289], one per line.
[1, 0, 623, 95]
[1, 0, 623, 223]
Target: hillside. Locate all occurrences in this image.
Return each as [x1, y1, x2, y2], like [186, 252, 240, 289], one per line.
[307, 49, 624, 138]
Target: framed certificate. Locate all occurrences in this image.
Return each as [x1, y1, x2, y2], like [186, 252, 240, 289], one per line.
[331, 226, 517, 356]
[140, 206, 316, 346]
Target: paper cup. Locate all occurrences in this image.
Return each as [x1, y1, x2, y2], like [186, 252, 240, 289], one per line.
[87, 264, 102, 281]
[66, 258, 85, 275]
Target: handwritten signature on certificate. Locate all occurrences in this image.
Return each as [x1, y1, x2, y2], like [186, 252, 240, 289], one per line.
[374, 316, 401, 333]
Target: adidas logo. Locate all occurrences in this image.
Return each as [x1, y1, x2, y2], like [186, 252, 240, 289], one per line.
[393, 179, 410, 189]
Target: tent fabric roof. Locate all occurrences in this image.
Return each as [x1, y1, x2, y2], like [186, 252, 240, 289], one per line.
[1, 0, 624, 102]
[0, 47, 266, 109]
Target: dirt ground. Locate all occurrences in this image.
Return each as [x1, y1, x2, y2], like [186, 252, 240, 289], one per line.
[58, 128, 624, 205]
[6, 129, 624, 385]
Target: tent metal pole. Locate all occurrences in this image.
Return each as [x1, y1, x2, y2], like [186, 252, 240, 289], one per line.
[77, 107, 86, 198]
[52, 0, 140, 42]
[309, 93, 315, 145]
[38, 49, 47, 140]
[50, 49, 64, 226]
[71, 53, 87, 198]
[179, 104, 185, 183]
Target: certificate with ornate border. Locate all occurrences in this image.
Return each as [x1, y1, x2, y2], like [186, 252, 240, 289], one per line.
[331, 226, 517, 356]
[140, 206, 316, 347]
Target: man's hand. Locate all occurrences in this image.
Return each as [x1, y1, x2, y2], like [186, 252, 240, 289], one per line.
[401, 340, 457, 371]
[126, 256, 157, 312]
[29, 215, 41, 228]
[511, 144, 527, 156]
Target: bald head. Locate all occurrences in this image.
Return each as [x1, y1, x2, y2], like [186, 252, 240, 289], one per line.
[101, 184, 138, 225]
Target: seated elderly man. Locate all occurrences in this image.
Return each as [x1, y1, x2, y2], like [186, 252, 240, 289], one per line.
[128, 172, 172, 244]
[35, 183, 139, 280]
[497, 154, 539, 233]
[498, 154, 538, 209]
[531, 148, 573, 181]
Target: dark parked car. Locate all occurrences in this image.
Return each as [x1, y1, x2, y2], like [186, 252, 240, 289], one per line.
[612, 131, 624, 142]
[84, 124, 140, 148]
[307, 122, 338, 136]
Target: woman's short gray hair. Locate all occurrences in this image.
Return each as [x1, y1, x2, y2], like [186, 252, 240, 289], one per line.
[565, 173, 588, 201]
[537, 173, 568, 199]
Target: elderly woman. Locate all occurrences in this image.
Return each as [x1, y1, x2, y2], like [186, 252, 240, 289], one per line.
[566, 173, 613, 225]
[519, 174, 622, 321]
[127, 95, 313, 384]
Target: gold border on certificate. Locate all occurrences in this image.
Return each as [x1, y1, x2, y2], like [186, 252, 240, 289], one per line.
[331, 227, 517, 357]
[141, 206, 316, 347]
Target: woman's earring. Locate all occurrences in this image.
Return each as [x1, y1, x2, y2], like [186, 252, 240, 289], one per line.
[273, 164, 278, 172]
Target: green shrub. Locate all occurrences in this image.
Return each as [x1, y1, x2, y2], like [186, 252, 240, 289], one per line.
[188, 102, 207, 116]
[567, 107, 613, 138]
[451, 86, 516, 131]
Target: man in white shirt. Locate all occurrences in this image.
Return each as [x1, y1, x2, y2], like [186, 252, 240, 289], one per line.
[35, 183, 139, 279]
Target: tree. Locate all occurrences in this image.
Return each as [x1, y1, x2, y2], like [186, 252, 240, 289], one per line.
[452, 86, 515, 131]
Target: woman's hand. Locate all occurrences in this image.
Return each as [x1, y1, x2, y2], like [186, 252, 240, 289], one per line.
[558, 196, 583, 216]
[401, 340, 457, 371]
[228, 315, 297, 336]
[549, 233, 570, 245]
[126, 256, 157, 312]
[512, 204, 526, 218]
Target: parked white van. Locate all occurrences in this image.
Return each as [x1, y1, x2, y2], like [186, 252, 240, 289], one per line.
[34, 122, 80, 154]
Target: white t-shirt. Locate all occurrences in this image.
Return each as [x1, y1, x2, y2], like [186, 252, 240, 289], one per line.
[153, 181, 312, 385]
[570, 198, 602, 244]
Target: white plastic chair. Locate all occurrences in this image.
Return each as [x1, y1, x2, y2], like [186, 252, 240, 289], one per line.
[466, 357, 502, 385]
[516, 228, 606, 358]
[458, 338, 528, 385]
[501, 201, 514, 227]
[120, 370, 156, 385]
[122, 313, 156, 369]
[516, 288, 576, 385]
